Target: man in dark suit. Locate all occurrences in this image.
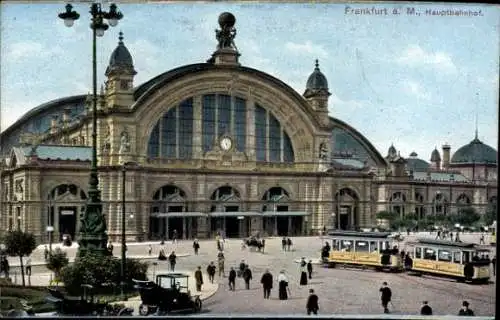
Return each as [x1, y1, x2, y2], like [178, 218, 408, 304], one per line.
[458, 301, 474, 316]
[306, 289, 319, 315]
[228, 267, 236, 291]
[420, 301, 432, 315]
[379, 282, 392, 314]
[260, 269, 273, 299]
[242, 265, 253, 290]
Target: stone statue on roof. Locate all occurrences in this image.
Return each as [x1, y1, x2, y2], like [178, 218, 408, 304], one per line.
[215, 12, 237, 50]
[319, 142, 328, 161]
[119, 129, 130, 154]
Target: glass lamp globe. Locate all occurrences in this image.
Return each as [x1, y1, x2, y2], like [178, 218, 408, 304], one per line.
[64, 18, 74, 27]
[108, 18, 118, 27]
[96, 28, 106, 37]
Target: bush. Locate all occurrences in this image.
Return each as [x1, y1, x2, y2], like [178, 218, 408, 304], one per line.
[46, 248, 69, 280]
[60, 253, 148, 295]
[452, 207, 481, 226]
[376, 211, 394, 220]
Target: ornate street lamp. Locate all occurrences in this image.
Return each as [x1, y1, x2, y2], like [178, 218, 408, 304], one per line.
[58, 3, 123, 257]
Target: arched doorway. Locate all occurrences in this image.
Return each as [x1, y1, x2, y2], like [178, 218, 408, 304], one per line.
[334, 188, 359, 230]
[150, 185, 191, 240]
[414, 193, 425, 219]
[47, 184, 87, 241]
[390, 192, 406, 217]
[261, 187, 296, 236]
[209, 186, 243, 238]
[456, 194, 471, 213]
[433, 192, 448, 215]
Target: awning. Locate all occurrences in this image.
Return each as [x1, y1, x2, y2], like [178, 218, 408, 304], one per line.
[262, 211, 308, 216]
[209, 211, 261, 217]
[150, 212, 207, 218]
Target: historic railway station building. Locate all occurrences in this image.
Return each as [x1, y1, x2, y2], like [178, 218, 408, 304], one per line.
[0, 13, 497, 242]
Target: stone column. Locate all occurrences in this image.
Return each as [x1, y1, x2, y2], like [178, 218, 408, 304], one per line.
[193, 95, 203, 159]
[246, 98, 256, 161]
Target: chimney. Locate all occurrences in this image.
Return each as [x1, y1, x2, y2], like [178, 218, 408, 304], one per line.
[442, 143, 451, 170]
[50, 116, 59, 134]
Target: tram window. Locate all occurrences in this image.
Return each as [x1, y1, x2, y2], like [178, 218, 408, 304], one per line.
[380, 241, 390, 251]
[355, 241, 369, 252]
[438, 249, 452, 262]
[341, 240, 352, 252]
[462, 251, 470, 263]
[453, 252, 462, 264]
[423, 248, 436, 260]
[415, 247, 422, 259]
[332, 240, 340, 250]
[369, 241, 378, 252]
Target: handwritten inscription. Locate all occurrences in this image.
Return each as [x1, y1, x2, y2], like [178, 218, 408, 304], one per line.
[345, 5, 484, 17]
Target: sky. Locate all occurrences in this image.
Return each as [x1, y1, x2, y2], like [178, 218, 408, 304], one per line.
[0, 1, 498, 161]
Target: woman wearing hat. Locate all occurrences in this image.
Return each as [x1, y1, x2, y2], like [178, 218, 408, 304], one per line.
[458, 301, 474, 316]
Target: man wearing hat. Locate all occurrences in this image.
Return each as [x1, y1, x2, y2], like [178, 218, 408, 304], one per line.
[420, 301, 432, 315]
[458, 301, 474, 316]
[379, 282, 392, 314]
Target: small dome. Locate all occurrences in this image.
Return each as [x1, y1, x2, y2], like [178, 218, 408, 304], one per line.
[431, 148, 441, 162]
[305, 59, 329, 91]
[106, 32, 135, 75]
[409, 151, 418, 157]
[406, 157, 430, 171]
[387, 144, 397, 156]
[450, 137, 497, 165]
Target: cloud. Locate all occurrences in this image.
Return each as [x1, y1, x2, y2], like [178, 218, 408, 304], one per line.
[396, 45, 456, 73]
[402, 80, 431, 101]
[285, 41, 328, 58]
[4, 40, 64, 62]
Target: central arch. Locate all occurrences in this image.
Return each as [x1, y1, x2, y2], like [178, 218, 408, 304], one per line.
[209, 186, 245, 238]
[334, 188, 359, 230]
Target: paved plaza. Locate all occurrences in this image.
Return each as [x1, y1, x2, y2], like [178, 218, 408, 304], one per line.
[6, 232, 497, 316]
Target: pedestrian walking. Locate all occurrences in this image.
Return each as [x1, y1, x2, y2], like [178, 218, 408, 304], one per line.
[168, 251, 177, 271]
[307, 260, 313, 279]
[299, 258, 308, 285]
[287, 238, 292, 251]
[238, 260, 246, 278]
[194, 266, 203, 292]
[158, 249, 167, 260]
[479, 234, 485, 245]
[260, 269, 273, 299]
[306, 289, 319, 315]
[228, 267, 236, 291]
[44, 246, 49, 261]
[458, 301, 474, 316]
[207, 262, 216, 284]
[1, 256, 10, 278]
[379, 282, 392, 314]
[278, 271, 289, 300]
[25, 257, 32, 277]
[242, 265, 252, 290]
[193, 239, 200, 255]
[172, 229, 178, 243]
[436, 230, 441, 240]
[148, 245, 152, 256]
[261, 239, 266, 253]
[282, 237, 287, 251]
[218, 252, 225, 277]
[492, 255, 496, 276]
[420, 301, 432, 315]
[455, 232, 461, 242]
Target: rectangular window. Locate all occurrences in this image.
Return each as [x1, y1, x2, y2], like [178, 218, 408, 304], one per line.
[340, 240, 353, 251]
[234, 97, 246, 152]
[423, 247, 436, 260]
[202, 95, 216, 152]
[255, 106, 267, 161]
[147, 123, 160, 158]
[178, 99, 193, 159]
[415, 247, 422, 259]
[331, 240, 339, 251]
[438, 249, 452, 262]
[218, 94, 231, 136]
[161, 108, 177, 158]
[268, 115, 281, 162]
[462, 251, 470, 263]
[369, 241, 378, 252]
[453, 251, 462, 264]
[355, 240, 369, 252]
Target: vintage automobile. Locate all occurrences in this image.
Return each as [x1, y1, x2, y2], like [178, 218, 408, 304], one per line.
[45, 284, 134, 316]
[133, 273, 202, 315]
[0, 297, 35, 317]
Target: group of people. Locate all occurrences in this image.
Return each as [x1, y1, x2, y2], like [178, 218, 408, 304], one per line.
[435, 229, 462, 242]
[281, 237, 293, 251]
[380, 282, 476, 316]
[158, 250, 177, 271]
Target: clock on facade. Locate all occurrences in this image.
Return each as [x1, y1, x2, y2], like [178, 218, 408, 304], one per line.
[220, 136, 233, 151]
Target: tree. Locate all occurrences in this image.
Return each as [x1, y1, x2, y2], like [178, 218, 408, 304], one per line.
[46, 248, 69, 280]
[3, 231, 37, 286]
[376, 211, 395, 220]
[453, 207, 481, 226]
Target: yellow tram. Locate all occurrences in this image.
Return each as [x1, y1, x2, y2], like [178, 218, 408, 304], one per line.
[324, 231, 403, 272]
[405, 238, 491, 283]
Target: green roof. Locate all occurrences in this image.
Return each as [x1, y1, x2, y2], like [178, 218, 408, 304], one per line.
[412, 171, 469, 182]
[21, 145, 91, 161]
[406, 158, 430, 171]
[451, 137, 497, 165]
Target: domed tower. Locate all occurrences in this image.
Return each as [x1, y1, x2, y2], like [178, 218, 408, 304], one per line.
[430, 147, 441, 170]
[303, 59, 331, 127]
[104, 32, 137, 109]
[386, 144, 397, 161]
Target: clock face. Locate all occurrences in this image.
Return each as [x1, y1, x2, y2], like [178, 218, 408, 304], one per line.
[220, 137, 233, 151]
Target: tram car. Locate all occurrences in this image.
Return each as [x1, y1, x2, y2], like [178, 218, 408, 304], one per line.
[405, 238, 491, 283]
[324, 231, 403, 272]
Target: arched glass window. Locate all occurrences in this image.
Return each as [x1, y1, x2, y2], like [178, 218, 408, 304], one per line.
[202, 94, 246, 153]
[147, 98, 194, 159]
[255, 105, 294, 163]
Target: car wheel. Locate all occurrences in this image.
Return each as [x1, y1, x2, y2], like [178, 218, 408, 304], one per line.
[194, 297, 202, 312]
[138, 304, 149, 316]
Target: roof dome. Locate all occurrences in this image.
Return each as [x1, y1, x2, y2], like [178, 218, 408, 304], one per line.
[304, 60, 330, 98]
[105, 32, 135, 75]
[450, 137, 497, 165]
[409, 151, 418, 157]
[406, 156, 430, 171]
[430, 148, 441, 162]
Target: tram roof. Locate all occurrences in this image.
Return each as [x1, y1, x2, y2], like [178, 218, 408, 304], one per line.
[412, 238, 476, 248]
[326, 231, 393, 238]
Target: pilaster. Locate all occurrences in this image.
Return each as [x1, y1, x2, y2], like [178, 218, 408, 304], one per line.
[193, 95, 203, 159]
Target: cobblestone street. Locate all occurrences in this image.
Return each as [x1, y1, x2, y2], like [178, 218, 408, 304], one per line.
[11, 232, 497, 316]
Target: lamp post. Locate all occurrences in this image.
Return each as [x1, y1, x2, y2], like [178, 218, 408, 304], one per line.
[58, 3, 123, 256]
